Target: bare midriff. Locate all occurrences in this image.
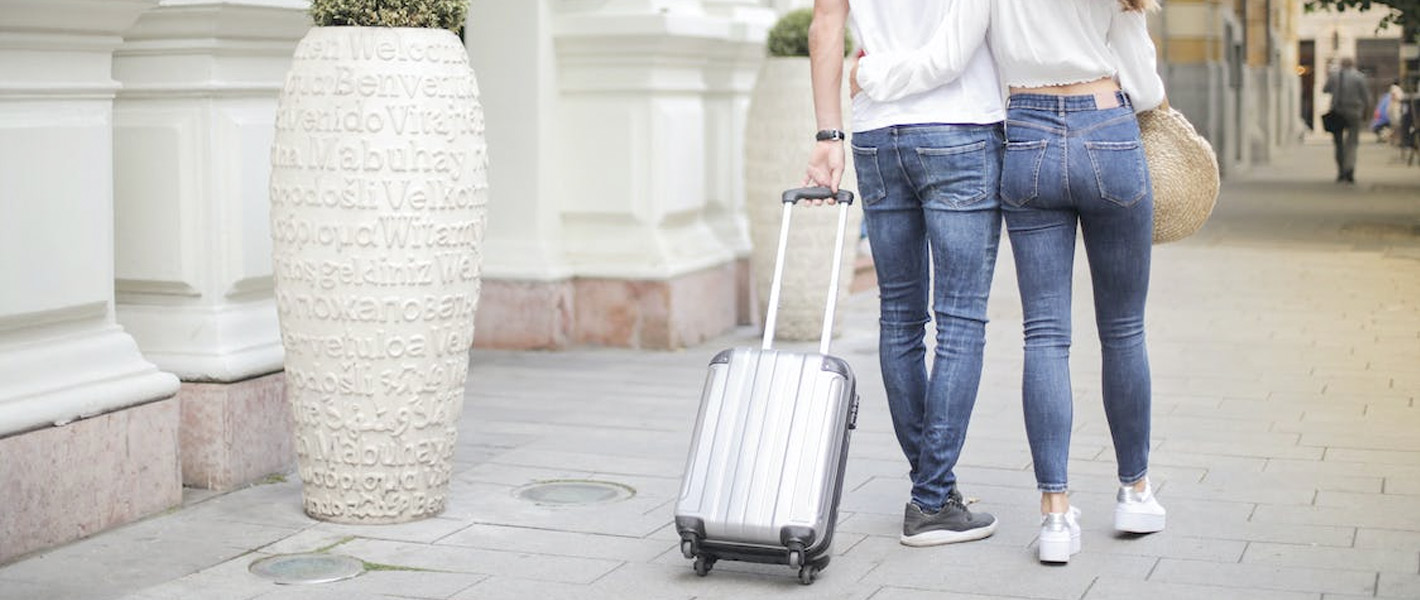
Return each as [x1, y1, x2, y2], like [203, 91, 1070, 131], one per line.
[1009, 76, 1121, 109]
[1009, 76, 1119, 96]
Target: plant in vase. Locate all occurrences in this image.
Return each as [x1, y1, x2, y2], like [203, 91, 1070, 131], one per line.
[269, 0, 488, 524]
[309, 0, 467, 30]
[745, 8, 861, 341]
[764, 7, 852, 58]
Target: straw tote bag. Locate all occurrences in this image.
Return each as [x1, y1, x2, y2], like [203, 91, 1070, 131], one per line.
[1137, 107, 1220, 244]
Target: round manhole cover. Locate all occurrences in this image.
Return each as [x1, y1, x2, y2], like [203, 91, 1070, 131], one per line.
[249, 553, 364, 585]
[513, 480, 635, 506]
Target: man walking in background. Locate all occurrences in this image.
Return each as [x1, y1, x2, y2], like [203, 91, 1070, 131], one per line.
[1324, 57, 1372, 183]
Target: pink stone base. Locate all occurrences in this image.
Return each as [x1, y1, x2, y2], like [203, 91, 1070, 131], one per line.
[473, 279, 574, 350]
[0, 398, 181, 565]
[667, 262, 741, 348]
[179, 372, 293, 491]
[734, 257, 758, 327]
[574, 262, 737, 349]
[474, 263, 741, 351]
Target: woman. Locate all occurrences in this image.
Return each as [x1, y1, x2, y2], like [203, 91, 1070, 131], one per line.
[856, 0, 1169, 563]
[1386, 80, 1405, 146]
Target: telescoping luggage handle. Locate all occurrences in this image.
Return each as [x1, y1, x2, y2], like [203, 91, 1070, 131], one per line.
[761, 187, 857, 357]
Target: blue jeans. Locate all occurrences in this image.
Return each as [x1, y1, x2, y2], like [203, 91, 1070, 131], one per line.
[1000, 93, 1153, 493]
[851, 123, 1003, 512]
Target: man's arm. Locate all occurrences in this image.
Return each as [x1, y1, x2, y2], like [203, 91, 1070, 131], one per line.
[853, 1, 989, 103]
[804, 0, 850, 194]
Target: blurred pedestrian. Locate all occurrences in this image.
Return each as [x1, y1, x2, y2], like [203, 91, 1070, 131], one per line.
[1323, 58, 1372, 183]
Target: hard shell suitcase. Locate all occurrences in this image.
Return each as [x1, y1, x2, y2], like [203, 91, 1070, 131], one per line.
[674, 187, 859, 586]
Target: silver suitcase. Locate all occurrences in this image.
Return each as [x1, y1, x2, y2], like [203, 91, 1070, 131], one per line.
[674, 187, 859, 586]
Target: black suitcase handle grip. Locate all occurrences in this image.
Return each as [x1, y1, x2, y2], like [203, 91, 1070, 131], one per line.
[782, 187, 855, 206]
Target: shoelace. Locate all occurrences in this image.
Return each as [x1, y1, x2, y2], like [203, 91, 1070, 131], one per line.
[944, 491, 967, 510]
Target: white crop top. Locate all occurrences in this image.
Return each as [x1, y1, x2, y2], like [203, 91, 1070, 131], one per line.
[846, 0, 1004, 132]
[856, 0, 1166, 114]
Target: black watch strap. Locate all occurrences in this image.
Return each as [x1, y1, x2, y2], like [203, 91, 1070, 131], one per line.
[815, 129, 846, 142]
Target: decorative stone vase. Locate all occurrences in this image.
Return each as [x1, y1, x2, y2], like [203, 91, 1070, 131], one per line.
[745, 57, 862, 341]
[269, 26, 488, 524]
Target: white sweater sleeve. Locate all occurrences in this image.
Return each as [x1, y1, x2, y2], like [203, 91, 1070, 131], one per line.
[854, 1, 990, 103]
[1108, 9, 1166, 113]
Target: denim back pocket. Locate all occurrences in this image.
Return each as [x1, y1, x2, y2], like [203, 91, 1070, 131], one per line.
[1000, 140, 1048, 207]
[850, 144, 887, 205]
[915, 140, 988, 208]
[1084, 140, 1147, 207]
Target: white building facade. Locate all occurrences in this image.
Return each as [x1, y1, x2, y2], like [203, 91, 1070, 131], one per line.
[0, 0, 804, 563]
[3, 0, 1315, 563]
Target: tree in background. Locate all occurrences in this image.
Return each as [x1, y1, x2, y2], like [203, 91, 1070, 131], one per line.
[1305, 0, 1419, 31]
[1306, 0, 1419, 91]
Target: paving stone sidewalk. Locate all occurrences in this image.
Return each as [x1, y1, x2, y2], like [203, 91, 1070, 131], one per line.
[1, 139, 1418, 600]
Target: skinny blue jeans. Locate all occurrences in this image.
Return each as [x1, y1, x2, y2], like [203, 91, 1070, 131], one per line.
[1000, 92, 1153, 493]
[850, 123, 1003, 512]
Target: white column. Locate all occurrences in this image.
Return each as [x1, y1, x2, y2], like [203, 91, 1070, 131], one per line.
[0, 0, 179, 435]
[702, 1, 771, 325]
[763, 0, 807, 14]
[552, 7, 736, 280]
[705, 0, 771, 20]
[470, 0, 775, 349]
[701, 3, 772, 265]
[564, 0, 704, 14]
[467, 0, 570, 283]
[112, 0, 310, 382]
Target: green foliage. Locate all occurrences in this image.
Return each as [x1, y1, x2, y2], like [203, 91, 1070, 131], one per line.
[1304, 0, 1420, 31]
[361, 561, 436, 573]
[310, 0, 468, 32]
[312, 536, 356, 554]
[766, 8, 854, 58]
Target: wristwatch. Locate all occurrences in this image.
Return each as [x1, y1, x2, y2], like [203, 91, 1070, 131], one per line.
[815, 129, 846, 142]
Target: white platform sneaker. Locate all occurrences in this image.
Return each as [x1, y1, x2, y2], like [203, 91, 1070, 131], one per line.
[1114, 480, 1166, 533]
[1038, 506, 1081, 563]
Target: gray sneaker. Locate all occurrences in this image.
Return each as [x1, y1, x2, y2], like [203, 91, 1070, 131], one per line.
[900, 489, 998, 547]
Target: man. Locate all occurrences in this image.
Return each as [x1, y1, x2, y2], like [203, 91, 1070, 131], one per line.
[1323, 57, 1372, 183]
[804, 0, 1001, 546]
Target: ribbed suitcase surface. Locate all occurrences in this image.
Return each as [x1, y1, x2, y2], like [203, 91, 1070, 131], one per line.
[674, 347, 856, 579]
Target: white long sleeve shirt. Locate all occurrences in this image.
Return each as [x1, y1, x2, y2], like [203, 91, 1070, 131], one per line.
[846, 0, 1004, 132]
[857, 0, 1166, 114]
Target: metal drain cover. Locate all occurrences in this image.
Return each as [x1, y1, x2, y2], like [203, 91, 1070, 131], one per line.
[514, 480, 635, 506]
[249, 553, 364, 585]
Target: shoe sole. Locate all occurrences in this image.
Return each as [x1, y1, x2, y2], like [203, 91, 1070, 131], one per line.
[1038, 531, 1075, 563]
[899, 520, 998, 547]
[1114, 511, 1165, 533]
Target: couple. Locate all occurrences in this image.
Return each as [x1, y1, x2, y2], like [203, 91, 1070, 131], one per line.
[804, 0, 1167, 563]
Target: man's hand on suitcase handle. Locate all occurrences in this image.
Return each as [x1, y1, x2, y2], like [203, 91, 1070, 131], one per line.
[783, 187, 855, 208]
[802, 142, 846, 206]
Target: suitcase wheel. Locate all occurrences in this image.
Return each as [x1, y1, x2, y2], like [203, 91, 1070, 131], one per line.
[786, 544, 806, 569]
[693, 555, 715, 577]
[680, 538, 698, 560]
[797, 564, 818, 585]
